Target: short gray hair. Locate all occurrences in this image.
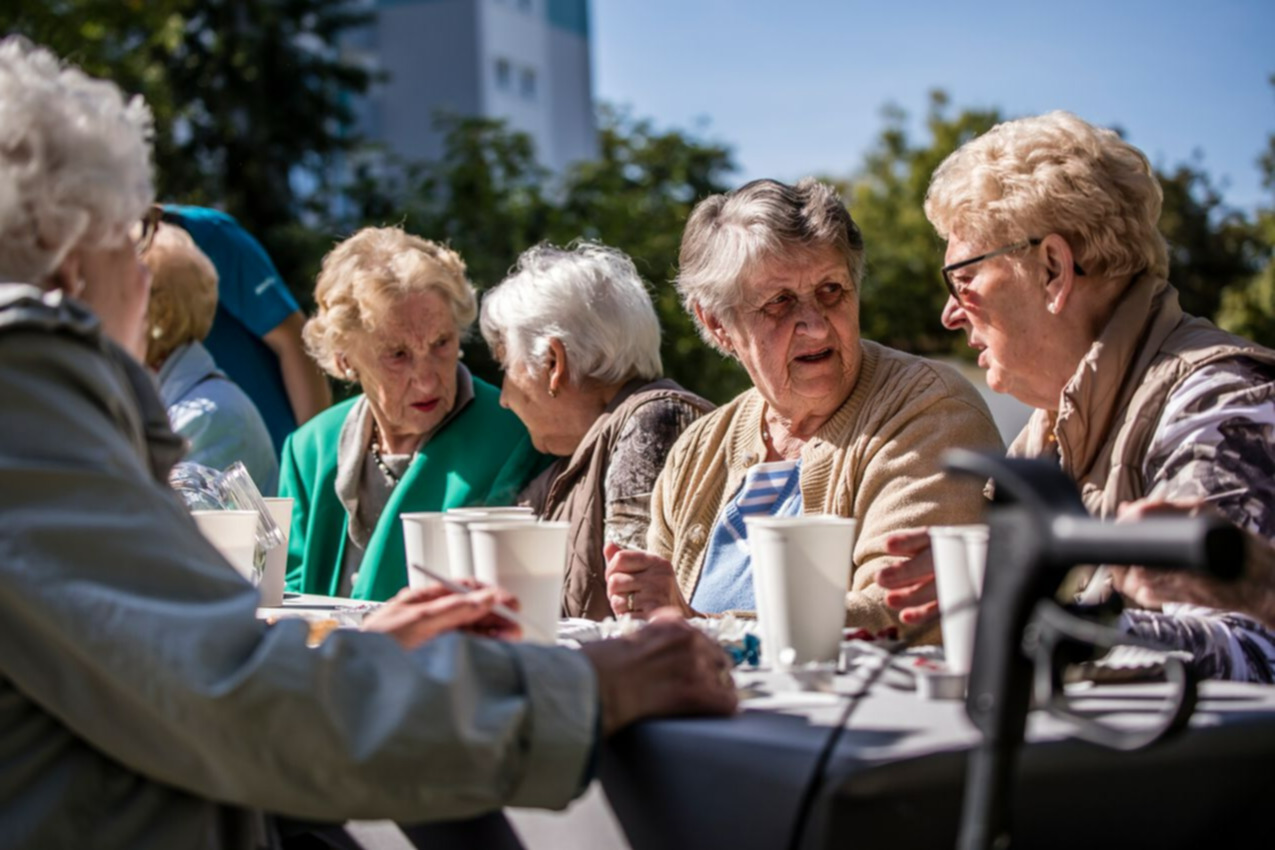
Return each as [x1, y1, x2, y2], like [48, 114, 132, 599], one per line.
[0, 37, 154, 285]
[480, 241, 663, 385]
[676, 178, 865, 354]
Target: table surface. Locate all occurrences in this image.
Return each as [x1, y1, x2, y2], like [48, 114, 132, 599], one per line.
[258, 601, 1275, 850]
[602, 673, 1275, 850]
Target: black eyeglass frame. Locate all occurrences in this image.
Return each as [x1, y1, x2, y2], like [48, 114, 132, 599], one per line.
[133, 205, 163, 255]
[941, 237, 1085, 305]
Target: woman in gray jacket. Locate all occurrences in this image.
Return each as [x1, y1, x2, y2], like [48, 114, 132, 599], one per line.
[0, 36, 735, 849]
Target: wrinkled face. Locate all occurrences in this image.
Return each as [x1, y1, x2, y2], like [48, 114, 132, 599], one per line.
[78, 231, 152, 361]
[495, 348, 558, 454]
[344, 290, 460, 450]
[719, 246, 861, 419]
[939, 232, 1060, 409]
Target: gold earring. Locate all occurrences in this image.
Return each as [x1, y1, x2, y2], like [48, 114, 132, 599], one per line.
[548, 387, 558, 398]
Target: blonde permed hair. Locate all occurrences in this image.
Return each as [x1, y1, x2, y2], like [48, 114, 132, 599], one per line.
[303, 226, 477, 378]
[924, 111, 1169, 280]
[143, 225, 219, 368]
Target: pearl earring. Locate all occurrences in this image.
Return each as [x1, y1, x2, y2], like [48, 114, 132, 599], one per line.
[548, 387, 558, 398]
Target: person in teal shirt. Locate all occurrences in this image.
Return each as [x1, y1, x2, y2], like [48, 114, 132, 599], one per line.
[162, 204, 333, 453]
[280, 227, 548, 601]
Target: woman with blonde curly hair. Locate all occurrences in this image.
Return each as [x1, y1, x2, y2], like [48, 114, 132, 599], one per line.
[279, 226, 547, 601]
[881, 111, 1275, 682]
[143, 224, 278, 494]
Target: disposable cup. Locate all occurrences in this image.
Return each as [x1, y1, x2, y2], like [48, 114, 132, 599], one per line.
[961, 525, 989, 596]
[192, 510, 260, 584]
[443, 510, 538, 580]
[259, 498, 293, 607]
[402, 512, 450, 589]
[930, 524, 988, 675]
[468, 520, 569, 644]
[745, 516, 857, 666]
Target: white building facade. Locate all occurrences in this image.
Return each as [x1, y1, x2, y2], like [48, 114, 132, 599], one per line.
[348, 0, 597, 174]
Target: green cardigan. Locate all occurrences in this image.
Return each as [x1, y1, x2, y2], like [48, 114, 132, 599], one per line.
[279, 376, 548, 601]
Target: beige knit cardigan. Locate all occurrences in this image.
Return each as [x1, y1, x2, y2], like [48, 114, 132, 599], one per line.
[647, 340, 1005, 639]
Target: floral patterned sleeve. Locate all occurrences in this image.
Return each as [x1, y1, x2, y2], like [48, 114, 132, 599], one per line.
[1118, 357, 1275, 682]
[1142, 357, 1275, 537]
[602, 398, 706, 550]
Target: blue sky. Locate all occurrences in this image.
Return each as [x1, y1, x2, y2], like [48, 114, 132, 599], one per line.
[591, 0, 1275, 214]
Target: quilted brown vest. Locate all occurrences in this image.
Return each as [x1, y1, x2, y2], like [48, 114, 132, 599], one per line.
[1010, 276, 1275, 518]
[526, 379, 713, 620]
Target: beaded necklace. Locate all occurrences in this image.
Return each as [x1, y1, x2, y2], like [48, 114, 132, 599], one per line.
[369, 420, 401, 485]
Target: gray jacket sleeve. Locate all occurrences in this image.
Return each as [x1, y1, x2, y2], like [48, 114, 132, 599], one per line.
[0, 325, 598, 822]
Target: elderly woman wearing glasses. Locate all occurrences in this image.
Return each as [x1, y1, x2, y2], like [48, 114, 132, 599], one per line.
[279, 227, 547, 601]
[480, 242, 713, 620]
[880, 111, 1275, 681]
[605, 178, 1003, 634]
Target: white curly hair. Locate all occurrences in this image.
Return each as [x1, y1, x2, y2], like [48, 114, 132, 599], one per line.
[0, 36, 155, 286]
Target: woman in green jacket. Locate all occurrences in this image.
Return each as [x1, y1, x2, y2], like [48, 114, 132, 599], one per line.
[280, 227, 546, 601]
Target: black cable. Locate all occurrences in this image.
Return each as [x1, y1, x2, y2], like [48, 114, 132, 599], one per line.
[783, 638, 915, 850]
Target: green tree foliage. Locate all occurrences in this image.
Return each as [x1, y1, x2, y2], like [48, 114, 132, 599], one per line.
[346, 107, 746, 402]
[837, 92, 1001, 356]
[1156, 157, 1261, 321]
[553, 106, 746, 402]
[1218, 75, 1275, 347]
[4, 0, 373, 301]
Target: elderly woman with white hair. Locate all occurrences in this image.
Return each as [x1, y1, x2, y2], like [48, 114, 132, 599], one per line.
[481, 242, 713, 620]
[606, 178, 1003, 636]
[279, 226, 548, 601]
[142, 224, 279, 494]
[879, 111, 1275, 681]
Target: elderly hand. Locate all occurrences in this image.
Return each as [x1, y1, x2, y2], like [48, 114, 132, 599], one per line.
[361, 580, 522, 650]
[1109, 497, 1275, 627]
[877, 527, 940, 626]
[604, 543, 694, 619]
[581, 610, 738, 735]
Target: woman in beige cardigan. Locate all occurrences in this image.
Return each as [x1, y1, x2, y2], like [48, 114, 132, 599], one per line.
[606, 178, 1004, 637]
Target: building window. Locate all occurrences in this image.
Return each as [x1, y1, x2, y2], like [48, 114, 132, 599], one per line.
[495, 58, 511, 91]
[519, 67, 536, 99]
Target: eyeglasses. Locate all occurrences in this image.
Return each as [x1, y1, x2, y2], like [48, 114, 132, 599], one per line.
[130, 205, 163, 255]
[941, 237, 1085, 306]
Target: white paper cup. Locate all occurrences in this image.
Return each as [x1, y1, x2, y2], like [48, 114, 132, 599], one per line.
[961, 525, 989, 597]
[469, 520, 569, 644]
[402, 512, 450, 589]
[745, 516, 857, 666]
[259, 498, 293, 607]
[930, 524, 987, 675]
[443, 510, 538, 580]
[192, 510, 259, 583]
